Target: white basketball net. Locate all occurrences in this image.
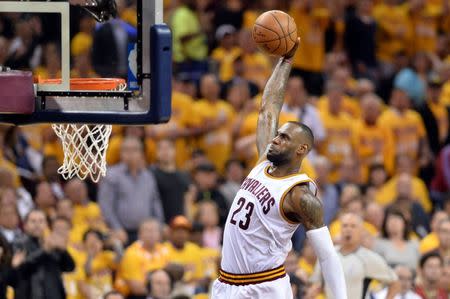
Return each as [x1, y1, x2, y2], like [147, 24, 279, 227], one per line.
[52, 124, 112, 182]
[52, 81, 126, 183]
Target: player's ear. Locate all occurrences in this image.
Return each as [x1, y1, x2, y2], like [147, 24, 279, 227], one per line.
[296, 144, 308, 155]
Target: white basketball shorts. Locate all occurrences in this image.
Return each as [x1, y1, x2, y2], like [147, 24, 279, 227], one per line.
[211, 272, 292, 299]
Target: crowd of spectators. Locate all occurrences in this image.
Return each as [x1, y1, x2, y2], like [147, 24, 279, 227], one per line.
[1, 0, 450, 298]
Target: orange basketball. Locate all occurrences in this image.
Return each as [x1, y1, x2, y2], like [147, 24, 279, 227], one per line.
[252, 10, 297, 57]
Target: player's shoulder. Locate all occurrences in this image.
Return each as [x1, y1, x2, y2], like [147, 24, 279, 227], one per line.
[289, 181, 320, 202]
[294, 173, 318, 194]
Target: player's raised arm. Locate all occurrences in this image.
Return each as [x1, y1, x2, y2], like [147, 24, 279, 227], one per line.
[256, 39, 299, 163]
[283, 185, 348, 299]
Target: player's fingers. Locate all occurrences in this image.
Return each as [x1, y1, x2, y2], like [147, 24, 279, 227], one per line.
[284, 37, 300, 59]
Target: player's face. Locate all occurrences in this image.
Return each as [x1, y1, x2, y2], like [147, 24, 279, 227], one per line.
[267, 124, 307, 166]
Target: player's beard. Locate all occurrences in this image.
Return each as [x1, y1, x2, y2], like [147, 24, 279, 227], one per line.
[267, 151, 290, 166]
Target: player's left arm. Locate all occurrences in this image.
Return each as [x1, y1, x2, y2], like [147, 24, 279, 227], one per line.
[283, 185, 348, 299]
[255, 39, 300, 164]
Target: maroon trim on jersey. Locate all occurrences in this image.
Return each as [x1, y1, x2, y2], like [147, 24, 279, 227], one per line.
[218, 265, 286, 285]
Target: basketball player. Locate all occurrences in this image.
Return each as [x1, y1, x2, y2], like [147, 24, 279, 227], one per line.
[211, 39, 347, 299]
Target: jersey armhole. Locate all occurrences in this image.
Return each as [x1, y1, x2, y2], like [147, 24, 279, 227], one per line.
[278, 180, 312, 226]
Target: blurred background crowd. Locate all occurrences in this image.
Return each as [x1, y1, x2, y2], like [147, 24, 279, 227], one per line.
[1, 0, 450, 298]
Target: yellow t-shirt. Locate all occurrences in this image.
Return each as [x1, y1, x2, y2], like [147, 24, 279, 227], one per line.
[211, 47, 242, 82]
[191, 99, 235, 173]
[115, 241, 170, 295]
[171, 5, 207, 63]
[428, 101, 449, 144]
[33, 67, 61, 80]
[68, 225, 89, 250]
[43, 140, 64, 165]
[242, 52, 272, 89]
[300, 158, 317, 180]
[317, 111, 354, 183]
[121, 7, 137, 27]
[70, 202, 107, 249]
[20, 124, 47, 151]
[410, 4, 439, 53]
[6, 287, 13, 299]
[71, 32, 92, 56]
[200, 247, 220, 279]
[378, 109, 426, 165]
[243, 10, 259, 29]
[148, 91, 195, 168]
[298, 257, 315, 277]
[374, 175, 432, 213]
[0, 154, 21, 188]
[171, 91, 195, 168]
[439, 81, 450, 106]
[73, 202, 102, 228]
[64, 246, 86, 299]
[373, 3, 413, 62]
[163, 241, 205, 282]
[352, 120, 395, 181]
[419, 232, 439, 254]
[317, 95, 361, 119]
[81, 251, 117, 298]
[289, 7, 328, 72]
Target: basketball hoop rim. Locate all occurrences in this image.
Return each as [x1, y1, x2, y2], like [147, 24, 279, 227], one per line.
[39, 77, 126, 182]
[38, 78, 126, 91]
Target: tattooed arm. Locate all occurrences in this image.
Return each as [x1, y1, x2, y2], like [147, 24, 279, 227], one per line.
[283, 185, 348, 299]
[282, 184, 324, 229]
[256, 39, 299, 164]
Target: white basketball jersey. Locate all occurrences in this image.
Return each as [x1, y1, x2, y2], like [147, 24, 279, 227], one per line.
[221, 160, 317, 274]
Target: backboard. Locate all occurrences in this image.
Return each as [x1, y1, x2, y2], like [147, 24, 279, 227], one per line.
[0, 0, 172, 125]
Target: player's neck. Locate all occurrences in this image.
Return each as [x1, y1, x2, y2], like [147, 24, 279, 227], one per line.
[268, 163, 300, 177]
